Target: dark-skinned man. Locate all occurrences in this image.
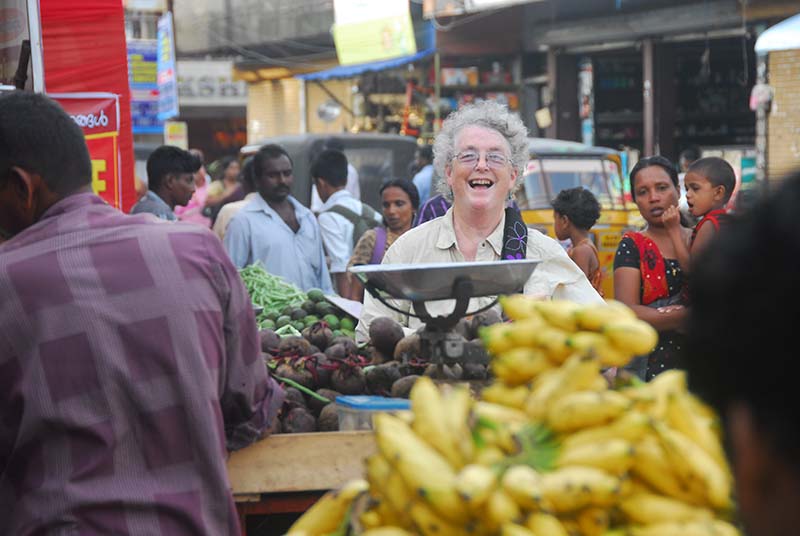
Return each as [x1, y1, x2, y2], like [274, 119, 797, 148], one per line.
[224, 144, 334, 293]
[130, 145, 200, 220]
[0, 91, 282, 534]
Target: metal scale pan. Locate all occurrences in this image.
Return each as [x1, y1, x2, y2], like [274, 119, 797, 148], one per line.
[350, 260, 539, 372]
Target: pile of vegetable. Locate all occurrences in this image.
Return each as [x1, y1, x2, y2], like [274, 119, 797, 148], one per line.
[239, 264, 355, 337]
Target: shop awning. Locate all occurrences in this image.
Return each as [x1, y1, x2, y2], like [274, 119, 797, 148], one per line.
[296, 48, 435, 81]
[755, 12, 800, 54]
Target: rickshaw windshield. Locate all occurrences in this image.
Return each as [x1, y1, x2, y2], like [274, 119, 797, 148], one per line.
[518, 158, 624, 209]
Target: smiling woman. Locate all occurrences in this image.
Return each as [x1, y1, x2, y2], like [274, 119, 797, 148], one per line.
[355, 101, 604, 341]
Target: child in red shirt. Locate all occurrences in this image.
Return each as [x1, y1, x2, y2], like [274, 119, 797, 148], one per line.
[663, 157, 736, 274]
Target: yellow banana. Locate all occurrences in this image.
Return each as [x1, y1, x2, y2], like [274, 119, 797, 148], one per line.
[380, 466, 415, 518]
[454, 464, 497, 509]
[373, 414, 469, 523]
[287, 478, 368, 534]
[475, 401, 530, 425]
[654, 423, 732, 510]
[525, 354, 601, 420]
[366, 454, 393, 494]
[361, 528, 415, 536]
[632, 435, 705, 505]
[627, 520, 740, 536]
[484, 489, 524, 530]
[532, 326, 573, 363]
[501, 464, 543, 509]
[619, 492, 714, 525]
[506, 315, 548, 347]
[411, 376, 463, 468]
[560, 410, 650, 449]
[547, 390, 632, 432]
[539, 466, 621, 512]
[492, 347, 553, 385]
[408, 499, 463, 536]
[499, 294, 542, 321]
[565, 331, 632, 367]
[475, 445, 506, 466]
[556, 438, 635, 475]
[602, 318, 659, 356]
[480, 322, 517, 355]
[481, 382, 530, 410]
[501, 523, 538, 536]
[443, 384, 475, 464]
[533, 299, 581, 331]
[526, 512, 570, 536]
[574, 300, 636, 331]
[576, 506, 610, 536]
[665, 392, 726, 467]
[359, 508, 384, 530]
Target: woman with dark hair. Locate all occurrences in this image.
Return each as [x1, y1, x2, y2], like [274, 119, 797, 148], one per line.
[613, 155, 691, 380]
[345, 179, 420, 301]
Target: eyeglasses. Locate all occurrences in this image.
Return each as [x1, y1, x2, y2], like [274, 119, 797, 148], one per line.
[453, 150, 512, 169]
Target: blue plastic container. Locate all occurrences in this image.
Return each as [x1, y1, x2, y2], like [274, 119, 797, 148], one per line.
[335, 395, 411, 431]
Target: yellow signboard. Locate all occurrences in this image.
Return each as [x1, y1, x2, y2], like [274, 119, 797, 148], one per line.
[333, 0, 417, 66]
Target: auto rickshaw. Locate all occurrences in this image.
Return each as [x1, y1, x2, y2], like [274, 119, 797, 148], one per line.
[240, 133, 418, 211]
[514, 138, 634, 298]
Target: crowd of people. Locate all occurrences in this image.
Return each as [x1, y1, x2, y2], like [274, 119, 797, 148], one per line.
[2, 91, 798, 536]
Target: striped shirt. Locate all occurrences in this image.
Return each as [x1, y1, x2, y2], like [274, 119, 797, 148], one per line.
[0, 193, 283, 535]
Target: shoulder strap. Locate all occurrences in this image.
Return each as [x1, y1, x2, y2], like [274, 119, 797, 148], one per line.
[371, 227, 388, 265]
[500, 207, 528, 260]
[324, 204, 360, 225]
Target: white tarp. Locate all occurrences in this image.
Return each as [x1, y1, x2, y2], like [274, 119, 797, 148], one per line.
[755, 12, 800, 54]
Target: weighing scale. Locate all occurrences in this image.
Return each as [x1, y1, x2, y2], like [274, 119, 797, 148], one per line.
[350, 260, 539, 374]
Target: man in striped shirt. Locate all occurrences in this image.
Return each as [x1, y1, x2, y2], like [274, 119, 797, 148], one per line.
[0, 91, 283, 535]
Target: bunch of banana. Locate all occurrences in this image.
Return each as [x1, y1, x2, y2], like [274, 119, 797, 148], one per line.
[287, 297, 740, 536]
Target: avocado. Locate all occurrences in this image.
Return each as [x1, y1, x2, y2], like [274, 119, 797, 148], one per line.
[276, 315, 292, 328]
[306, 288, 326, 302]
[291, 308, 308, 320]
[323, 314, 340, 330]
[339, 317, 355, 331]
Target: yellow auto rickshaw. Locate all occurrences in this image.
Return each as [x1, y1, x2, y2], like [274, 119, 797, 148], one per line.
[514, 138, 634, 298]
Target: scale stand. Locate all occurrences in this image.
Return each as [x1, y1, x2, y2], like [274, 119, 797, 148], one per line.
[350, 260, 539, 376]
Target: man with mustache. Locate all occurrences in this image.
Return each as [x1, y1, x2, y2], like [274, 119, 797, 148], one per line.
[224, 144, 334, 293]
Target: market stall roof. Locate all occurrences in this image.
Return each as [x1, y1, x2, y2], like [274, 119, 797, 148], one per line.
[755, 12, 800, 53]
[296, 48, 435, 81]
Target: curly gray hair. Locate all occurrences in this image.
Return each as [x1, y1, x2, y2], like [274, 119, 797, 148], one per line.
[433, 100, 529, 201]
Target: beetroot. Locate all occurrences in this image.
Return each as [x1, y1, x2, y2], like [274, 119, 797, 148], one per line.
[469, 309, 502, 339]
[331, 365, 366, 395]
[369, 317, 405, 356]
[317, 404, 339, 432]
[306, 352, 332, 389]
[275, 362, 314, 390]
[278, 336, 312, 358]
[365, 361, 403, 396]
[330, 336, 358, 356]
[424, 363, 463, 380]
[283, 386, 307, 409]
[393, 333, 421, 362]
[260, 329, 280, 354]
[324, 343, 347, 361]
[462, 362, 488, 380]
[391, 375, 419, 398]
[308, 388, 341, 417]
[304, 321, 334, 350]
[281, 407, 317, 433]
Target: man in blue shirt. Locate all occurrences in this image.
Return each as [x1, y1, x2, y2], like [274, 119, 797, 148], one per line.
[224, 144, 333, 294]
[130, 145, 200, 220]
[411, 145, 434, 206]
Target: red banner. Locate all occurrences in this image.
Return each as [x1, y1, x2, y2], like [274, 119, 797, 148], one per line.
[52, 94, 122, 209]
[40, 0, 136, 212]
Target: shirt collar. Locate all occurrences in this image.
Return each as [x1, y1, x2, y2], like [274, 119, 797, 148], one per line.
[39, 192, 107, 221]
[435, 207, 506, 256]
[319, 189, 352, 211]
[248, 193, 309, 220]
